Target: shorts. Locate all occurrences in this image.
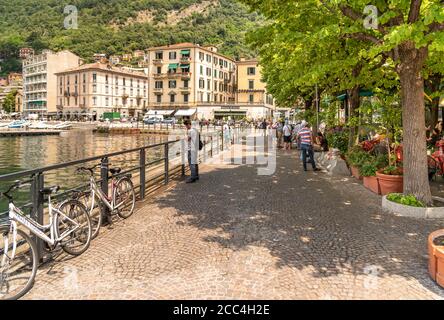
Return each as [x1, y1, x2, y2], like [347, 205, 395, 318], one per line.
[284, 135, 292, 143]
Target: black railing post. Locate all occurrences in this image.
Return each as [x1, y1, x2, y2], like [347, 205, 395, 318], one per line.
[100, 157, 110, 224]
[164, 144, 169, 184]
[181, 139, 186, 176]
[139, 148, 146, 200]
[210, 135, 213, 158]
[31, 172, 44, 262]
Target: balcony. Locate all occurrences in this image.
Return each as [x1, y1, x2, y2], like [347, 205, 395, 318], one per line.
[179, 87, 191, 93]
[153, 88, 163, 95]
[153, 73, 166, 79]
[64, 91, 70, 97]
[153, 59, 163, 65]
[180, 56, 191, 63]
[180, 72, 191, 80]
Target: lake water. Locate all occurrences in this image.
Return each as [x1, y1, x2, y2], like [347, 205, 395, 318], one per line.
[0, 129, 172, 213]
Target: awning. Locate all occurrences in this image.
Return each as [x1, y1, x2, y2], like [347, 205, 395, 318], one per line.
[180, 64, 190, 68]
[168, 63, 179, 70]
[146, 109, 175, 116]
[336, 90, 374, 101]
[181, 49, 191, 55]
[175, 109, 196, 117]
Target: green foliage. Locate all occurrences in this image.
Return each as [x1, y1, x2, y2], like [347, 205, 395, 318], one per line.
[360, 162, 378, 177]
[387, 193, 425, 208]
[326, 129, 349, 155]
[0, 0, 262, 73]
[2, 90, 17, 113]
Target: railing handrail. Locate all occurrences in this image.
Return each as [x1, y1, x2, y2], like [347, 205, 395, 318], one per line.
[0, 139, 182, 181]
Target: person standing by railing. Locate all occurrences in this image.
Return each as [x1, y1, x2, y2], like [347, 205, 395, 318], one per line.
[184, 120, 200, 183]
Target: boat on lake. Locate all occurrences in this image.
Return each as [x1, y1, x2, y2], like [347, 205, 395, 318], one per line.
[8, 121, 30, 129]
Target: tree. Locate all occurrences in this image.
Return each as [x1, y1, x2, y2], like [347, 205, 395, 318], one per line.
[242, 0, 444, 205]
[2, 90, 17, 113]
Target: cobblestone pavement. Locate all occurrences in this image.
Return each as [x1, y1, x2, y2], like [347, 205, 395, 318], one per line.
[23, 140, 444, 299]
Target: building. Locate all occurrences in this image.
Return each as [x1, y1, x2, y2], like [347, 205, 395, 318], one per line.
[93, 53, 108, 64]
[109, 55, 121, 65]
[235, 58, 275, 120]
[122, 53, 132, 62]
[146, 43, 237, 119]
[55, 63, 148, 120]
[14, 89, 23, 113]
[7, 73, 23, 86]
[133, 50, 145, 60]
[22, 50, 81, 116]
[19, 48, 35, 59]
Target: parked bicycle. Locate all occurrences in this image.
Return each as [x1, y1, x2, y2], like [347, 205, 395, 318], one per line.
[0, 180, 92, 300]
[75, 163, 136, 239]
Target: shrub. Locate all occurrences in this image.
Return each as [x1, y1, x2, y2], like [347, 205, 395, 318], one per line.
[326, 128, 349, 155]
[386, 193, 425, 207]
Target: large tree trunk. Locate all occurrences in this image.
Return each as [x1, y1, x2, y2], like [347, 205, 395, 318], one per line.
[348, 85, 360, 147]
[398, 44, 432, 205]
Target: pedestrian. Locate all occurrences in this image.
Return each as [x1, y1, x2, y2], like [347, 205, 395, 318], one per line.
[276, 121, 284, 148]
[184, 120, 200, 183]
[283, 121, 292, 150]
[223, 122, 232, 149]
[297, 122, 321, 172]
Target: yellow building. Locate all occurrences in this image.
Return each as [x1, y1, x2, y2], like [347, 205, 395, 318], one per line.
[146, 42, 237, 119]
[55, 63, 148, 119]
[236, 58, 275, 120]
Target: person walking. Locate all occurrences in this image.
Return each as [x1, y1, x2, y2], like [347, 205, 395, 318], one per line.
[184, 120, 200, 183]
[283, 121, 292, 150]
[276, 121, 284, 148]
[298, 122, 321, 172]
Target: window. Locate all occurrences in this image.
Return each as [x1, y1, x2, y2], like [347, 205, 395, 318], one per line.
[199, 52, 204, 60]
[224, 61, 228, 68]
[249, 80, 254, 90]
[115, 76, 118, 85]
[168, 80, 176, 89]
[92, 73, 97, 83]
[219, 71, 223, 79]
[67, 76, 70, 85]
[214, 57, 218, 65]
[105, 85, 109, 94]
[207, 93, 211, 102]
[156, 95, 162, 103]
[157, 66, 162, 74]
[130, 79, 133, 87]
[206, 54, 211, 63]
[123, 78, 126, 86]
[93, 96, 97, 105]
[169, 52, 177, 60]
[214, 69, 217, 77]
[60, 77, 62, 85]
[207, 80, 211, 90]
[155, 52, 163, 60]
[83, 97, 86, 106]
[105, 97, 109, 106]
[183, 80, 189, 88]
[83, 85, 86, 93]
[170, 94, 175, 103]
[200, 66, 204, 75]
[249, 94, 254, 103]
[105, 75, 108, 84]
[247, 67, 256, 75]
[214, 81, 218, 91]
[115, 98, 119, 105]
[93, 84, 97, 93]
[184, 94, 189, 103]
[83, 74, 86, 83]
[155, 81, 163, 89]
[199, 78, 205, 89]
[75, 75, 78, 84]
[206, 67, 211, 77]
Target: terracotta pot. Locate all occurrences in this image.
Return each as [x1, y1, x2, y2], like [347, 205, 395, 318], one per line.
[363, 176, 381, 195]
[350, 165, 362, 180]
[376, 172, 403, 195]
[428, 230, 444, 288]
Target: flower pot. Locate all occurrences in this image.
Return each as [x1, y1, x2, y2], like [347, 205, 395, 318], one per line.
[363, 176, 381, 195]
[350, 165, 362, 180]
[376, 172, 403, 195]
[428, 230, 444, 288]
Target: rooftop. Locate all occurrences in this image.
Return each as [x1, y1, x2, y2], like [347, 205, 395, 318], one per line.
[55, 62, 147, 78]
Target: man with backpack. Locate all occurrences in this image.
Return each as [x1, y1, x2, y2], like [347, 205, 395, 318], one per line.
[184, 120, 201, 183]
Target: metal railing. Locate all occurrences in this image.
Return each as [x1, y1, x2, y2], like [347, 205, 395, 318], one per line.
[0, 127, 244, 262]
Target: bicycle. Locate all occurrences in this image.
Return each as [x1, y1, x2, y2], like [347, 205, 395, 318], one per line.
[0, 181, 92, 300]
[75, 163, 136, 239]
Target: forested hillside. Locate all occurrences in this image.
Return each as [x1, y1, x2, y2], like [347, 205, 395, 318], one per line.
[0, 0, 262, 75]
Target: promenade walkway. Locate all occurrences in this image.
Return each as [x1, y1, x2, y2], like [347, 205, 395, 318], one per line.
[24, 138, 444, 299]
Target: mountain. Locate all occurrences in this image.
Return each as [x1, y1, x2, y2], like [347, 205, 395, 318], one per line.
[0, 0, 263, 75]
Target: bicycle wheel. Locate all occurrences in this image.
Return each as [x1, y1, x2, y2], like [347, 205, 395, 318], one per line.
[56, 200, 92, 256]
[114, 177, 136, 219]
[0, 225, 38, 300]
[77, 191, 102, 240]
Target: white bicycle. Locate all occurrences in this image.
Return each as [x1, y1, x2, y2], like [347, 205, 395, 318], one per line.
[0, 181, 92, 300]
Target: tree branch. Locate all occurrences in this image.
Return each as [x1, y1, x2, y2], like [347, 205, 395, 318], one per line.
[408, 0, 422, 24]
[339, 4, 362, 21]
[428, 22, 444, 33]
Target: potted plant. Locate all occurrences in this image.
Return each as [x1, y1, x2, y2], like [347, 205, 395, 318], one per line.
[360, 162, 381, 195]
[345, 145, 370, 180]
[376, 141, 403, 195]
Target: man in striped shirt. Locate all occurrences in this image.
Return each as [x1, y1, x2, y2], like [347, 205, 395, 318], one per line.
[298, 122, 321, 172]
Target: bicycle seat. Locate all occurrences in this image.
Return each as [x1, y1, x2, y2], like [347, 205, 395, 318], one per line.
[41, 186, 60, 195]
[110, 167, 122, 175]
